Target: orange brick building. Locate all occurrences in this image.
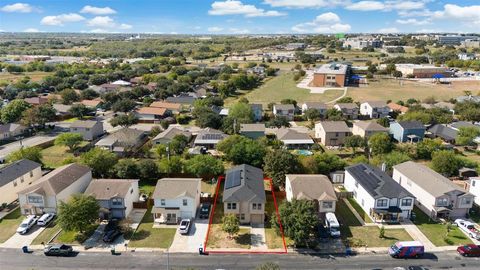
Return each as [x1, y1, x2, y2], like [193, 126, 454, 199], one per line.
[311, 64, 349, 87]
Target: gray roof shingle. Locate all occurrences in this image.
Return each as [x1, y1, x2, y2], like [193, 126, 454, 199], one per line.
[223, 164, 266, 203]
[0, 159, 41, 188]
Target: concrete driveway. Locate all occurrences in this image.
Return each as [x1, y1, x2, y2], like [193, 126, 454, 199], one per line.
[168, 219, 209, 253]
[0, 225, 45, 248]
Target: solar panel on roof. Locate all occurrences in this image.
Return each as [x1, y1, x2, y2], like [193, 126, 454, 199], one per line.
[225, 169, 242, 189]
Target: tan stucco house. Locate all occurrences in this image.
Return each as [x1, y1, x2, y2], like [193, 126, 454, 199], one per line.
[315, 121, 351, 146]
[0, 159, 42, 205]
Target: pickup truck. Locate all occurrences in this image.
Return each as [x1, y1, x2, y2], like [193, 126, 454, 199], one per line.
[44, 244, 73, 256]
[455, 219, 480, 240]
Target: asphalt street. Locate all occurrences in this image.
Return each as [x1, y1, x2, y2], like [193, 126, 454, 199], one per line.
[1, 248, 480, 270]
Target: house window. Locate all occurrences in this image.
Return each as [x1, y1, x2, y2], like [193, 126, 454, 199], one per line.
[436, 198, 448, 206]
[183, 199, 188, 206]
[227, 203, 236, 210]
[112, 198, 122, 206]
[161, 199, 165, 206]
[253, 203, 262, 210]
[86, 128, 90, 131]
[322, 201, 333, 209]
[335, 132, 339, 137]
[240, 214, 245, 220]
[28, 195, 43, 204]
[401, 198, 412, 207]
[462, 197, 472, 205]
[473, 180, 476, 187]
[377, 199, 388, 207]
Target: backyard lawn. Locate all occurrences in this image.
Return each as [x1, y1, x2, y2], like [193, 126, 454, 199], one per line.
[128, 207, 176, 248]
[347, 198, 374, 223]
[41, 145, 77, 168]
[0, 208, 23, 243]
[412, 207, 472, 246]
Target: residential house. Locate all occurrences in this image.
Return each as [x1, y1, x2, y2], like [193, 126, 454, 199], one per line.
[427, 124, 458, 144]
[301, 102, 327, 116]
[24, 96, 49, 106]
[18, 163, 92, 215]
[315, 121, 351, 146]
[165, 94, 196, 105]
[150, 101, 183, 114]
[239, 124, 265, 140]
[223, 164, 266, 225]
[273, 104, 295, 121]
[52, 104, 72, 118]
[389, 121, 426, 143]
[152, 178, 201, 224]
[84, 179, 139, 219]
[193, 128, 228, 149]
[69, 120, 104, 141]
[250, 104, 263, 122]
[80, 98, 103, 109]
[344, 163, 415, 222]
[0, 159, 42, 205]
[387, 103, 409, 114]
[333, 103, 359, 120]
[393, 161, 474, 219]
[0, 123, 27, 140]
[152, 126, 192, 145]
[449, 121, 478, 131]
[95, 128, 147, 155]
[276, 128, 314, 149]
[468, 177, 480, 206]
[285, 174, 337, 218]
[360, 101, 390, 119]
[136, 107, 169, 123]
[352, 121, 389, 138]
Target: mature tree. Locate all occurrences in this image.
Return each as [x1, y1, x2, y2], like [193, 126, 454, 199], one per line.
[159, 156, 183, 175]
[137, 159, 159, 180]
[229, 102, 254, 122]
[304, 108, 322, 121]
[112, 99, 136, 113]
[60, 88, 80, 105]
[80, 148, 118, 178]
[416, 138, 443, 159]
[372, 151, 411, 171]
[313, 152, 348, 175]
[272, 199, 319, 247]
[217, 135, 267, 167]
[69, 104, 92, 119]
[344, 135, 366, 154]
[110, 113, 139, 127]
[154, 144, 167, 158]
[431, 150, 463, 177]
[197, 112, 223, 129]
[114, 158, 140, 179]
[456, 127, 480, 146]
[167, 134, 189, 155]
[368, 132, 393, 155]
[377, 117, 390, 127]
[21, 104, 56, 128]
[263, 149, 301, 187]
[1, 99, 30, 123]
[266, 116, 290, 128]
[326, 108, 344, 121]
[55, 133, 84, 152]
[185, 155, 224, 179]
[57, 194, 99, 233]
[80, 88, 99, 100]
[222, 214, 240, 239]
[6, 146, 42, 164]
[336, 97, 353, 103]
[454, 101, 480, 122]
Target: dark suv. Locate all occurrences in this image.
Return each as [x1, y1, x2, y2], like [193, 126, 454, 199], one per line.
[199, 203, 211, 219]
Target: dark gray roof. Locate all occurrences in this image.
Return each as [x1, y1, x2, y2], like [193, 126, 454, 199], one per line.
[397, 121, 425, 130]
[450, 121, 477, 130]
[223, 164, 266, 203]
[428, 124, 457, 141]
[70, 120, 100, 128]
[345, 163, 414, 199]
[274, 104, 295, 110]
[166, 95, 196, 105]
[0, 159, 41, 188]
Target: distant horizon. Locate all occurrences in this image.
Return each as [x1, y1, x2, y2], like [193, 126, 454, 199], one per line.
[1, 32, 480, 36]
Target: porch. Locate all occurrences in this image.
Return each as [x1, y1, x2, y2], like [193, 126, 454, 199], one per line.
[371, 207, 403, 223]
[151, 207, 180, 225]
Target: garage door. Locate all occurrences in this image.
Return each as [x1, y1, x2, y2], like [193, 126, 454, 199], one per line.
[180, 211, 193, 219]
[251, 214, 264, 225]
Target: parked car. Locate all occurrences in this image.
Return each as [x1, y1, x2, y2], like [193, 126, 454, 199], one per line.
[105, 219, 119, 231]
[457, 244, 480, 257]
[103, 229, 122, 243]
[389, 241, 424, 258]
[44, 244, 73, 256]
[37, 213, 55, 227]
[325, 212, 341, 237]
[455, 219, 480, 240]
[178, 219, 191, 235]
[199, 203, 211, 219]
[16, 215, 38, 235]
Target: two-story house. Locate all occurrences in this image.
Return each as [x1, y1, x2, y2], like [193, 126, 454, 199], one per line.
[301, 102, 327, 117]
[18, 163, 92, 215]
[352, 121, 389, 138]
[69, 120, 104, 141]
[84, 179, 139, 219]
[152, 178, 201, 224]
[285, 174, 337, 218]
[0, 123, 27, 141]
[0, 159, 42, 205]
[275, 128, 314, 149]
[273, 104, 295, 121]
[360, 101, 390, 119]
[333, 103, 359, 120]
[393, 161, 474, 219]
[315, 121, 351, 146]
[344, 163, 416, 222]
[468, 177, 480, 206]
[389, 121, 426, 143]
[223, 164, 266, 225]
[240, 124, 265, 140]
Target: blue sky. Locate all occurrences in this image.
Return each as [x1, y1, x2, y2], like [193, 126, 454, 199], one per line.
[0, 1, 479, 34]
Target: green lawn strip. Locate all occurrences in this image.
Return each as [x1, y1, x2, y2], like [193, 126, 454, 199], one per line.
[336, 199, 361, 226]
[127, 207, 176, 248]
[347, 198, 374, 223]
[342, 226, 413, 248]
[0, 208, 23, 243]
[32, 222, 62, 245]
[41, 145, 76, 168]
[53, 224, 98, 245]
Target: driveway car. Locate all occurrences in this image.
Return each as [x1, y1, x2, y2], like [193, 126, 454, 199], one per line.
[103, 229, 122, 243]
[37, 213, 55, 227]
[199, 203, 211, 219]
[178, 219, 191, 235]
[457, 244, 480, 257]
[44, 244, 73, 256]
[16, 215, 38, 235]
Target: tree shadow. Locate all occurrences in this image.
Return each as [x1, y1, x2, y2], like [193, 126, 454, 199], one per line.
[129, 229, 151, 241]
[235, 233, 252, 245]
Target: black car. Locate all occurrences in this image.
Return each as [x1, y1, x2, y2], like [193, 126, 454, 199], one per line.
[199, 203, 211, 219]
[105, 219, 119, 232]
[103, 229, 122, 243]
[44, 244, 73, 256]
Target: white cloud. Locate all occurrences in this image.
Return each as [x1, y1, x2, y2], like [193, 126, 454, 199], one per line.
[346, 1, 385, 11]
[263, 0, 344, 8]
[89, 28, 108, 33]
[80, 5, 116, 15]
[87, 16, 116, 28]
[229, 28, 250, 34]
[347, 0, 427, 12]
[23, 28, 40, 33]
[41, 13, 85, 26]
[119, 23, 133, 30]
[432, 4, 480, 25]
[208, 26, 224, 32]
[292, 12, 351, 33]
[209, 0, 285, 17]
[390, 1, 426, 11]
[376, 27, 399, 33]
[415, 28, 441, 33]
[396, 18, 430, 25]
[1, 3, 33, 13]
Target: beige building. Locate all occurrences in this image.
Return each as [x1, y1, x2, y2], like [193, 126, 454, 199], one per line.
[315, 121, 351, 146]
[395, 64, 451, 78]
[69, 120, 104, 141]
[0, 159, 42, 205]
[352, 121, 389, 138]
[0, 123, 27, 140]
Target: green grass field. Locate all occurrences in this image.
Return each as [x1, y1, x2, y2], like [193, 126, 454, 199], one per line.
[0, 209, 23, 243]
[40, 145, 76, 168]
[128, 207, 176, 248]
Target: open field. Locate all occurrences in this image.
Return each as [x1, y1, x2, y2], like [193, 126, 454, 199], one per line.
[0, 72, 52, 83]
[347, 78, 480, 103]
[0, 209, 23, 243]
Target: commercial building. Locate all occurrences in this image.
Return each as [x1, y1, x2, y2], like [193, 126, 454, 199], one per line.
[395, 64, 451, 79]
[438, 35, 477, 45]
[311, 63, 349, 87]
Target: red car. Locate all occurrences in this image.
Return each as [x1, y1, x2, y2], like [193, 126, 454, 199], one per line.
[457, 244, 480, 257]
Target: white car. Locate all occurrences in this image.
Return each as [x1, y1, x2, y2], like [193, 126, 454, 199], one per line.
[178, 219, 191, 235]
[37, 213, 55, 227]
[16, 215, 38, 235]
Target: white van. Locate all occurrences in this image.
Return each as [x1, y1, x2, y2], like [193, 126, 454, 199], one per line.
[325, 212, 341, 237]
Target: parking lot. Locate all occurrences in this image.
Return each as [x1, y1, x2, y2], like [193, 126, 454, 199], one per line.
[169, 219, 209, 253]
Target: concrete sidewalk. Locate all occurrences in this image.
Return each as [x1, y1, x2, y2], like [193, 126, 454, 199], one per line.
[250, 224, 267, 251]
[399, 219, 436, 251]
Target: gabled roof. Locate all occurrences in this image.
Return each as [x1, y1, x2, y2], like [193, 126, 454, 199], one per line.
[81, 99, 102, 107]
[150, 101, 182, 110]
[152, 178, 201, 199]
[70, 120, 100, 128]
[152, 126, 192, 142]
[353, 121, 388, 132]
[316, 121, 350, 132]
[0, 123, 26, 133]
[274, 104, 295, 110]
[24, 96, 48, 105]
[136, 107, 167, 116]
[18, 163, 91, 196]
[165, 95, 196, 105]
[387, 103, 409, 113]
[52, 104, 72, 114]
[393, 161, 471, 197]
[0, 159, 41, 188]
[223, 164, 266, 203]
[428, 124, 457, 141]
[334, 103, 358, 110]
[286, 174, 337, 201]
[96, 128, 145, 148]
[303, 102, 327, 109]
[194, 128, 228, 144]
[345, 163, 414, 199]
[275, 128, 314, 143]
[85, 179, 138, 200]
[240, 123, 265, 132]
[363, 101, 388, 108]
[396, 121, 425, 130]
[450, 121, 477, 130]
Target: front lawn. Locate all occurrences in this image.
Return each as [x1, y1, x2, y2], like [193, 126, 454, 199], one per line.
[127, 207, 176, 248]
[342, 226, 413, 247]
[32, 222, 62, 245]
[347, 198, 374, 223]
[53, 224, 98, 244]
[264, 190, 293, 249]
[412, 207, 472, 246]
[0, 208, 23, 243]
[336, 199, 361, 226]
